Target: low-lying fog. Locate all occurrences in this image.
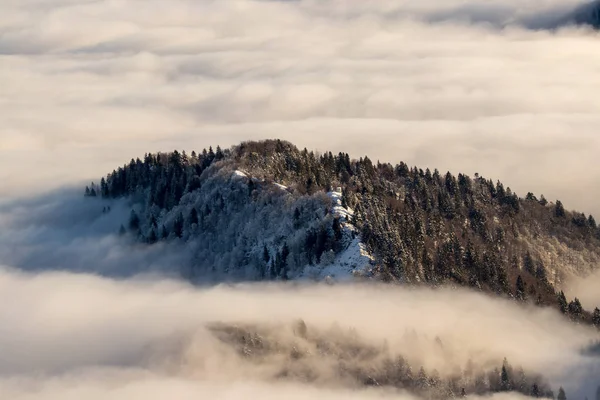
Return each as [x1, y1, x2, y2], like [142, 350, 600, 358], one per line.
[0, 266, 598, 399]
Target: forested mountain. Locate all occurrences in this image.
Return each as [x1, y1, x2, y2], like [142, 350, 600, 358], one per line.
[569, 0, 600, 28]
[86, 139, 600, 328]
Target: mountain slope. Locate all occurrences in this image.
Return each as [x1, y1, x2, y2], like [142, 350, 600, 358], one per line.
[86, 139, 600, 325]
[567, 1, 600, 28]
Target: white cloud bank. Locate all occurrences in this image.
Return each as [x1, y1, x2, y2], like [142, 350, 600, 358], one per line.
[0, 266, 598, 399]
[1, 0, 600, 216]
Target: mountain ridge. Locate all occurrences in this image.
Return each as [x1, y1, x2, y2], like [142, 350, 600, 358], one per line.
[85, 139, 600, 327]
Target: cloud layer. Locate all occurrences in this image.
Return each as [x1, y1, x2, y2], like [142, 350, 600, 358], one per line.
[0, 266, 598, 399]
[2, 0, 600, 216]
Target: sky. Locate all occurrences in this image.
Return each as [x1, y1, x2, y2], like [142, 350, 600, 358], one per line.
[1, 0, 600, 216]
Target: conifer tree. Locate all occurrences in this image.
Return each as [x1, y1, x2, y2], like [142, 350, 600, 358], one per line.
[523, 252, 535, 275]
[516, 275, 526, 301]
[568, 298, 583, 320]
[189, 208, 199, 225]
[500, 365, 509, 391]
[173, 212, 184, 238]
[147, 228, 157, 244]
[500, 358, 511, 391]
[263, 245, 270, 264]
[332, 217, 343, 243]
[557, 291, 568, 314]
[531, 384, 540, 398]
[100, 177, 109, 197]
[555, 200, 566, 218]
[128, 210, 140, 232]
[593, 308, 600, 328]
[557, 387, 567, 400]
[215, 145, 224, 160]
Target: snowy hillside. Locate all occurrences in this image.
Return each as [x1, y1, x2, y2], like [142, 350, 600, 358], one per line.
[84, 139, 600, 327]
[91, 152, 371, 284]
[301, 190, 374, 282]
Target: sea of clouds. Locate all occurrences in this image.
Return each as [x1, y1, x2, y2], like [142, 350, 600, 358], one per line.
[0, 265, 599, 400]
[1, 0, 600, 215]
[2, 1, 600, 398]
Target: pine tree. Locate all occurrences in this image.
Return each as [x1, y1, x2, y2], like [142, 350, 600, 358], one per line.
[535, 262, 547, 282]
[593, 308, 600, 328]
[568, 298, 583, 320]
[555, 200, 566, 218]
[516, 275, 526, 301]
[526, 192, 537, 201]
[189, 208, 199, 225]
[523, 252, 535, 275]
[332, 217, 343, 243]
[557, 387, 567, 400]
[128, 210, 140, 232]
[270, 254, 279, 280]
[500, 359, 511, 391]
[118, 224, 126, 236]
[173, 212, 184, 238]
[215, 145, 224, 160]
[341, 188, 349, 209]
[557, 291, 568, 314]
[281, 242, 290, 280]
[147, 228, 157, 244]
[417, 367, 429, 390]
[100, 177, 109, 197]
[531, 383, 540, 398]
[464, 240, 478, 271]
[293, 207, 301, 229]
[596, 385, 600, 400]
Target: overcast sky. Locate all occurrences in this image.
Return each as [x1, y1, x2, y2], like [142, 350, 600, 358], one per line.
[1, 0, 599, 216]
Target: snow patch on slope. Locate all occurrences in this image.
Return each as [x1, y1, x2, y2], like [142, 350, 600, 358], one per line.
[328, 189, 354, 222]
[300, 189, 374, 282]
[302, 237, 374, 282]
[273, 182, 288, 191]
[232, 170, 248, 180]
